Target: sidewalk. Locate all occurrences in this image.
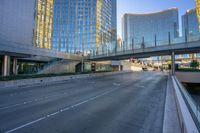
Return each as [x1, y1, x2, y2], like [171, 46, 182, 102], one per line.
[0, 71, 132, 89]
[162, 76, 181, 133]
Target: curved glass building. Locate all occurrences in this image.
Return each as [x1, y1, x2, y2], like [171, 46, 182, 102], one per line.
[122, 8, 179, 49]
[182, 9, 199, 38]
[182, 8, 200, 58]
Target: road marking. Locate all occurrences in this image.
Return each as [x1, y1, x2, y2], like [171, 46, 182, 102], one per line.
[113, 83, 120, 86]
[88, 81, 95, 84]
[0, 91, 71, 110]
[135, 85, 145, 88]
[5, 117, 46, 133]
[4, 88, 117, 133]
[0, 103, 22, 110]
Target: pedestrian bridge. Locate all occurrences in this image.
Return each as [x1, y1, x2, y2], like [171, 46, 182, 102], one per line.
[88, 34, 200, 61]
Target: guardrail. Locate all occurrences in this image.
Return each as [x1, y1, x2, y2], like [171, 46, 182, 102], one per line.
[172, 76, 199, 133]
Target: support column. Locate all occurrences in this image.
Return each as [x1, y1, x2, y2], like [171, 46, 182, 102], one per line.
[3, 55, 10, 77]
[81, 55, 84, 73]
[171, 52, 175, 75]
[118, 65, 121, 71]
[161, 56, 163, 71]
[13, 58, 18, 75]
[168, 32, 171, 45]
[1, 57, 3, 76]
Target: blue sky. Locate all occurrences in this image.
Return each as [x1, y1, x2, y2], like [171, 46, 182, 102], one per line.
[117, 0, 196, 37]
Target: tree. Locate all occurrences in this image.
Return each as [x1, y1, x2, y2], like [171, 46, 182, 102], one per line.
[190, 60, 199, 68]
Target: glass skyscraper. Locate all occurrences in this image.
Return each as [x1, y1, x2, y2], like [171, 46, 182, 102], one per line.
[196, 0, 200, 30]
[182, 9, 199, 37]
[52, 0, 117, 54]
[122, 8, 179, 49]
[34, 0, 54, 49]
[196, 0, 200, 57]
[182, 8, 200, 58]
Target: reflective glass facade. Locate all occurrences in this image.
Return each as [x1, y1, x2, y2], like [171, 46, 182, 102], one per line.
[52, 0, 117, 54]
[182, 9, 199, 37]
[196, 1, 200, 57]
[196, 0, 200, 30]
[34, 0, 54, 49]
[182, 8, 200, 58]
[122, 8, 179, 49]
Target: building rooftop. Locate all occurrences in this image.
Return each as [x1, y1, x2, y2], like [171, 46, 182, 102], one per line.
[123, 7, 178, 17]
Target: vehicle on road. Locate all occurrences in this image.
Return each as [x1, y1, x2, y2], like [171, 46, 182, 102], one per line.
[142, 67, 148, 71]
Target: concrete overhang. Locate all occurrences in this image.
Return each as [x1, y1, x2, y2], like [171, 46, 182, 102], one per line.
[0, 39, 83, 61]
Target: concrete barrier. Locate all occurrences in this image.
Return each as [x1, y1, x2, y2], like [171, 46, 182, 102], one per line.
[175, 72, 200, 83]
[0, 71, 132, 89]
[172, 76, 199, 133]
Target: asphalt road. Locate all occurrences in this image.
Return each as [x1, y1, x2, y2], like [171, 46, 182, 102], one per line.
[0, 72, 168, 133]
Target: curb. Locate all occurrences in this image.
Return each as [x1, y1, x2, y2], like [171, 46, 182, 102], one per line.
[0, 71, 132, 90]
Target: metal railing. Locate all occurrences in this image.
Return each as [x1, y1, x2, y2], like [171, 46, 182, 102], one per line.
[90, 33, 200, 58]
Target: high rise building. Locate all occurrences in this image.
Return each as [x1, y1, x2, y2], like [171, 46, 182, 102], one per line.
[196, 0, 200, 58]
[0, 0, 35, 46]
[34, 0, 54, 49]
[52, 0, 117, 54]
[182, 8, 200, 58]
[122, 8, 179, 49]
[182, 9, 199, 37]
[196, 0, 200, 30]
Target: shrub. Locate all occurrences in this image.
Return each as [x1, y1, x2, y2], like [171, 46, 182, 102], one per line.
[190, 60, 199, 68]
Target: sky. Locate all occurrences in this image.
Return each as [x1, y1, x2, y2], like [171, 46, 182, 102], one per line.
[117, 0, 196, 37]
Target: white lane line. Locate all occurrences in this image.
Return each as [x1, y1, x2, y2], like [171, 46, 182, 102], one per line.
[4, 88, 117, 133]
[5, 117, 46, 133]
[135, 85, 145, 88]
[0, 92, 69, 110]
[0, 103, 22, 110]
[113, 83, 120, 86]
[88, 81, 95, 84]
[0, 99, 36, 110]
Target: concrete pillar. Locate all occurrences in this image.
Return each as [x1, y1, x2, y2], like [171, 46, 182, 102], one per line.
[118, 65, 121, 71]
[81, 56, 84, 73]
[161, 56, 163, 71]
[3, 55, 10, 76]
[132, 38, 134, 51]
[13, 58, 18, 75]
[154, 34, 157, 47]
[168, 32, 171, 45]
[171, 52, 175, 75]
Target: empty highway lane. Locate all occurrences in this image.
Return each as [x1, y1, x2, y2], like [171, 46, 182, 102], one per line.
[0, 72, 168, 133]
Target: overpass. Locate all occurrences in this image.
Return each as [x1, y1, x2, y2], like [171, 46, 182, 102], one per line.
[88, 34, 200, 75]
[89, 36, 200, 61]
